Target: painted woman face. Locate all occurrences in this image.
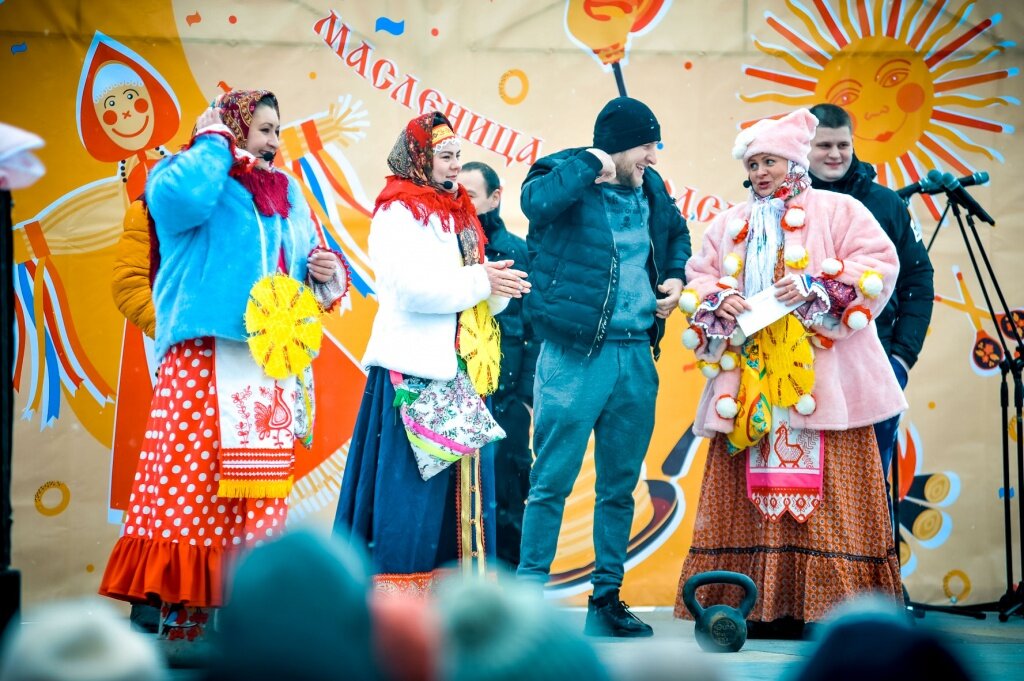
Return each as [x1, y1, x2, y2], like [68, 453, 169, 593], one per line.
[93, 81, 155, 153]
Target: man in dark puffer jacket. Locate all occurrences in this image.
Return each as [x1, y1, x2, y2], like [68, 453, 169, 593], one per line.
[807, 103, 935, 521]
[517, 97, 691, 638]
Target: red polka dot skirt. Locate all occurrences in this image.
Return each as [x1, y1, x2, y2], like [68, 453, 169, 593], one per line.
[100, 338, 288, 608]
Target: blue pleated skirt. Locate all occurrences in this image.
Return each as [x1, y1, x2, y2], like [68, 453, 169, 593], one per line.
[333, 366, 496, 577]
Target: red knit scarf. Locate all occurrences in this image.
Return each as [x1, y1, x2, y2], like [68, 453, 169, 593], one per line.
[233, 168, 291, 218]
[374, 176, 486, 261]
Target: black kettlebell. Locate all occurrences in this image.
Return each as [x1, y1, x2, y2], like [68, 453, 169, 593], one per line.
[682, 570, 758, 653]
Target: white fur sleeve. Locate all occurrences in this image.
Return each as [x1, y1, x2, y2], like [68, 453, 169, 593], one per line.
[369, 203, 492, 314]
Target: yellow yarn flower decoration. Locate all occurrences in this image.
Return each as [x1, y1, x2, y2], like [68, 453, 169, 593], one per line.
[459, 300, 502, 396]
[245, 273, 324, 379]
[759, 314, 815, 407]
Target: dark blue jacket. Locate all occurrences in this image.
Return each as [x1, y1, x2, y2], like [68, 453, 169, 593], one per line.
[521, 148, 690, 359]
[481, 209, 538, 410]
[811, 159, 934, 367]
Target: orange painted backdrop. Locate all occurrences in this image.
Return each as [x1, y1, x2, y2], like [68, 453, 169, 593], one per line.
[2, 0, 1021, 610]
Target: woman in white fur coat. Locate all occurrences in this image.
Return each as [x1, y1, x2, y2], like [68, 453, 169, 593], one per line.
[673, 109, 905, 635]
[333, 112, 529, 594]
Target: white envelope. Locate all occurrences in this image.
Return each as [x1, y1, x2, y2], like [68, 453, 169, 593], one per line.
[735, 287, 802, 337]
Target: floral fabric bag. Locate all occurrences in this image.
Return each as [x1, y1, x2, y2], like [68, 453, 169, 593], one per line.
[390, 369, 506, 481]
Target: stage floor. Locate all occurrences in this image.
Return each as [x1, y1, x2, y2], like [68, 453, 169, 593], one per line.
[580, 606, 1024, 680]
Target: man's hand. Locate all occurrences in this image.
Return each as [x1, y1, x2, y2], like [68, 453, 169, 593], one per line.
[586, 148, 616, 184]
[656, 278, 683, 319]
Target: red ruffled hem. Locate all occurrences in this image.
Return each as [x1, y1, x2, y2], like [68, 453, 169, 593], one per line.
[99, 535, 238, 608]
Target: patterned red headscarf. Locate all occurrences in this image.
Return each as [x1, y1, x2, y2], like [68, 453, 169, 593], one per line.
[374, 112, 485, 263]
[216, 89, 278, 150]
[209, 89, 290, 218]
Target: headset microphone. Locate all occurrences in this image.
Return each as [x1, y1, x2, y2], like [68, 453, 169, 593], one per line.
[260, 151, 276, 163]
[743, 179, 752, 188]
[442, 180, 454, 190]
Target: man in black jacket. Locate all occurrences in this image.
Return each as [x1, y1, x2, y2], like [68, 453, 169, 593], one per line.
[458, 161, 538, 570]
[516, 97, 691, 637]
[807, 103, 935, 519]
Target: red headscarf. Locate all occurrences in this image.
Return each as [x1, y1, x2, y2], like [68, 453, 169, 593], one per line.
[209, 89, 290, 218]
[374, 112, 485, 263]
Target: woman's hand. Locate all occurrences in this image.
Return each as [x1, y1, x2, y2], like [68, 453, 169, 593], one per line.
[307, 249, 338, 283]
[195, 106, 223, 132]
[714, 294, 750, 321]
[484, 260, 531, 298]
[774, 275, 815, 305]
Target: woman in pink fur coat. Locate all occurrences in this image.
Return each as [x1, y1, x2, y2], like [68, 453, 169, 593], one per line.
[673, 109, 904, 637]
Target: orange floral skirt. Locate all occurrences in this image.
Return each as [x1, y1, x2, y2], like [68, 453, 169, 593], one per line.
[99, 338, 287, 608]
[674, 426, 901, 623]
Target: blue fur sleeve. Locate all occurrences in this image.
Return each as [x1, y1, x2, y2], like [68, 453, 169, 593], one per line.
[146, 134, 234, 238]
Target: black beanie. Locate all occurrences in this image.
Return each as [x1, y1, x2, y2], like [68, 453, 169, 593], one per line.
[592, 97, 661, 155]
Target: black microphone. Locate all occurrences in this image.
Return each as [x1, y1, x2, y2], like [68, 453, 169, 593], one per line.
[442, 180, 454, 190]
[260, 151, 275, 163]
[743, 179, 752, 188]
[952, 170, 990, 188]
[895, 169, 944, 199]
[895, 170, 989, 199]
[938, 172, 995, 225]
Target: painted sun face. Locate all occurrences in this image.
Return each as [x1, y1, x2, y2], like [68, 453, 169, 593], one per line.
[94, 83, 154, 152]
[815, 35, 934, 164]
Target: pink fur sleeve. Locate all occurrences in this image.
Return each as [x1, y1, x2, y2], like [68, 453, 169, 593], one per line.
[811, 193, 899, 340]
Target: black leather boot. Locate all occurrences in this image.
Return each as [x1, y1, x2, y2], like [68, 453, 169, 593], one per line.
[584, 590, 654, 638]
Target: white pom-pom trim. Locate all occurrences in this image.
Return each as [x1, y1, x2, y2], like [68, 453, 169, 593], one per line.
[784, 207, 806, 227]
[846, 310, 869, 330]
[732, 129, 756, 159]
[730, 328, 747, 347]
[718, 275, 739, 289]
[727, 219, 747, 240]
[861, 272, 884, 298]
[679, 290, 700, 315]
[682, 327, 701, 349]
[795, 394, 816, 415]
[784, 245, 808, 269]
[723, 253, 743, 276]
[699, 362, 721, 379]
[716, 397, 739, 419]
[720, 351, 738, 371]
[821, 258, 843, 277]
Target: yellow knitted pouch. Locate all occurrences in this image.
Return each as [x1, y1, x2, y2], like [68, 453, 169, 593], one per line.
[458, 300, 502, 396]
[245, 273, 324, 379]
[760, 314, 815, 407]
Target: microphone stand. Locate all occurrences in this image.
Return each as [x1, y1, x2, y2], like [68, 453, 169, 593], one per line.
[905, 191, 1024, 621]
[924, 200, 952, 254]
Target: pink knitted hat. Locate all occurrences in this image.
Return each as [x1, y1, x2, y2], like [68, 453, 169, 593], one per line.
[732, 108, 819, 169]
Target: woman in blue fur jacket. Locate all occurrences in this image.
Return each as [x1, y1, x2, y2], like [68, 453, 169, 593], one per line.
[99, 90, 347, 640]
